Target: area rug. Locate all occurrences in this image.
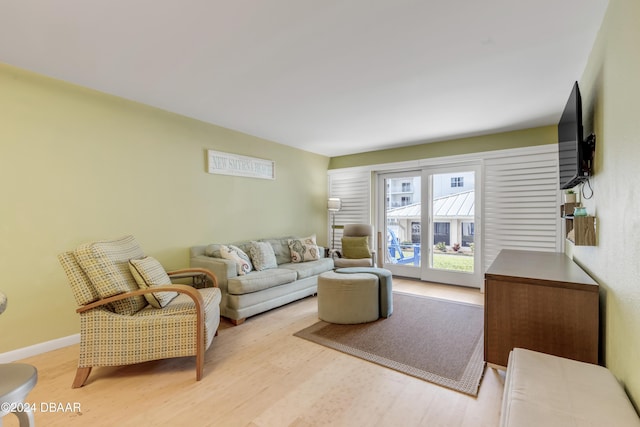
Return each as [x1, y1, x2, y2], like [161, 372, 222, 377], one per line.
[294, 292, 485, 396]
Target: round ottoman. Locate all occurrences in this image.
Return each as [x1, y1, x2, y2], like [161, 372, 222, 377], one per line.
[317, 270, 379, 324]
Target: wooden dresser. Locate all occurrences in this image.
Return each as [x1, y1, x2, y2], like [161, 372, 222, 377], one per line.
[484, 249, 599, 368]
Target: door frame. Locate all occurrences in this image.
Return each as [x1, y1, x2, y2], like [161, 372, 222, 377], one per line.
[376, 170, 423, 278]
[420, 163, 482, 288]
[375, 162, 483, 288]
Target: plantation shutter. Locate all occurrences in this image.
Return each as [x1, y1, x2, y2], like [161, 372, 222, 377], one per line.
[483, 145, 561, 272]
[327, 170, 371, 251]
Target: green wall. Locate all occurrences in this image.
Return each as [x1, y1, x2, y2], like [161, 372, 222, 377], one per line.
[329, 126, 557, 169]
[0, 64, 329, 353]
[571, 0, 640, 408]
[4, 3, 638, 410]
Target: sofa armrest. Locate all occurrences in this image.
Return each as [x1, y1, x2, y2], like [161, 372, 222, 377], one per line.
[317, 246, 327, 258]
[190, 255, 236, 291]
[190, 245, 207, 258]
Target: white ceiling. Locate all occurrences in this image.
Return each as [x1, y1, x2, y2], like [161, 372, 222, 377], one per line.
[0, 0, 609, 157]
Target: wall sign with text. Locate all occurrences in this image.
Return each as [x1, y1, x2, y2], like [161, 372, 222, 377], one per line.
[207, 150, 275, 180]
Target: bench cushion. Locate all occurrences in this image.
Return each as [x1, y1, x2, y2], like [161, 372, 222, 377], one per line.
[501, 348, 640, 427]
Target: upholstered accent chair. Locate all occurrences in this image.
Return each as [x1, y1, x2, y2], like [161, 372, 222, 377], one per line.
[58, 235, 221, 388]
[334, 224, 376, 268]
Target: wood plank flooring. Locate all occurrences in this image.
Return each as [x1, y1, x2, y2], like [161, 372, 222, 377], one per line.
[4, 278, 504, 427]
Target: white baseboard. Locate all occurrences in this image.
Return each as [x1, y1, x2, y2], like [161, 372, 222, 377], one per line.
[0, 334, 80, 363]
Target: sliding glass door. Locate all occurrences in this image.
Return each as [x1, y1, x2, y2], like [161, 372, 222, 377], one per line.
[378, 171, 422, 278]
[378, 164, 482, 287]
[422, 165, 481, 287]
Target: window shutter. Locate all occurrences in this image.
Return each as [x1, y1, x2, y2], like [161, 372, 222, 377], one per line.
[327, 170, 371, 251]
[483, 146, 561, 272]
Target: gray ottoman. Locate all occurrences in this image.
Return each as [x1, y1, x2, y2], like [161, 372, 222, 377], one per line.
[317, 270, 379, 324]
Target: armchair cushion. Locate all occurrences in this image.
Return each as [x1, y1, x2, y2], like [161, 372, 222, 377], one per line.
[58, 252, 101, 306]
[288, 235, 320, 263]
[129, 256, 179, 308]
[342, 236, 372, 259]
[74, 235, 147, 315]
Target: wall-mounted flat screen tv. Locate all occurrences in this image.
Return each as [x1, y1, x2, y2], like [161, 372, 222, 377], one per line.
[558, 81, 595, 190]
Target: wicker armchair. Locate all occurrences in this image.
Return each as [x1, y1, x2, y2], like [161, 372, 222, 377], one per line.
[58, 235, 221, 388]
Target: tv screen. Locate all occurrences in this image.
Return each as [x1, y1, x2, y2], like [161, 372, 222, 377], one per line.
[558, 81, 586, 190]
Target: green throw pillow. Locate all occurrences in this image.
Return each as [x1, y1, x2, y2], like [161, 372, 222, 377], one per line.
[342, 236, 371, 259]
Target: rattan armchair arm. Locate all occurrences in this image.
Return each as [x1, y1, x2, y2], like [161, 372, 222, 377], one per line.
[75, 284, 203, 314]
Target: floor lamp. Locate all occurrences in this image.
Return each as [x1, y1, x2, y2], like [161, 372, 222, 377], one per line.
[327, 197, 341, 250]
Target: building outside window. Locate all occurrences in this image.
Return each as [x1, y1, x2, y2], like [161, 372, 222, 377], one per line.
[461, 222, 475, 247]
[451, 177, 464, 187]
[434, 222, 450, 245]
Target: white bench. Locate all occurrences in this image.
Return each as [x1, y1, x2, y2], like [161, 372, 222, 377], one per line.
[501, 348, 640, 427]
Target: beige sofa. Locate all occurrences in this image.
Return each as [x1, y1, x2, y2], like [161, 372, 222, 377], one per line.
[190, 236, 333, 325]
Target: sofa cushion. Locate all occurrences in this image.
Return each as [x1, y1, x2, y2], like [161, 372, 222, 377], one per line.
[259, 237, 294, 265]
[74, 235, 147, 315]
[249, 241, 278, 271]
[205, 240, 252, 258]
[228, 268, 298, 295]
[288, 235, 320, 263]
[219, 244, 253, 275]
[204, 244, 223, 258]
[129, 256, 178, 308]
[279, 258, 334, 280]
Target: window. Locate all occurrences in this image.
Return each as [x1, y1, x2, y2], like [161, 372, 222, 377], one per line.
[411, 221, 421, 243]
[402, 182, 412, 192]
[433, 222, 450, 245]
[401, 196, 411, 205]
[451, 177, 464, 187]
[461, 222, 474, 247]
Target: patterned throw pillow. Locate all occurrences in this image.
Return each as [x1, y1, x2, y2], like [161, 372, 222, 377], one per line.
[341, 236, 371, 259]
[219, 244, 253, 275]
[129, 256, 178, 308]
[249, 241, 278, 271]
[288, 235, 320, 263]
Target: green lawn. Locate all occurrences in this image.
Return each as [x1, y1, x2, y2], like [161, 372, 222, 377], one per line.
[398, 249, 474, 272]
[432, 253, 474, 272]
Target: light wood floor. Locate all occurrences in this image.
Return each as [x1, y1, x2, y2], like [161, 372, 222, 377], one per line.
[5, 278, 504, 427]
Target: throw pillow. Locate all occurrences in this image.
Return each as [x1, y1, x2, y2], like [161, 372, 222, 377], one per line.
[204, 244, 223, 258]
[341, 236, 371, 259]
[249, 241, 278, 271]
[129, 256, 178, 308]
[288, 235, 320, 263]
[219, 244, 253, 275]
[74, 235, 147, 315]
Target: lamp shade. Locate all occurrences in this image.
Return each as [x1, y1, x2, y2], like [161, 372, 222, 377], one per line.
[327, 197, 341, 211]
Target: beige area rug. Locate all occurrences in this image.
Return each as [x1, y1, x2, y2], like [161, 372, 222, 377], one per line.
[294, 292, 486, 396]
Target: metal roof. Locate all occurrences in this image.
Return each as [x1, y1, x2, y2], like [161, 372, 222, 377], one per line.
[386, 190, 474, 219]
